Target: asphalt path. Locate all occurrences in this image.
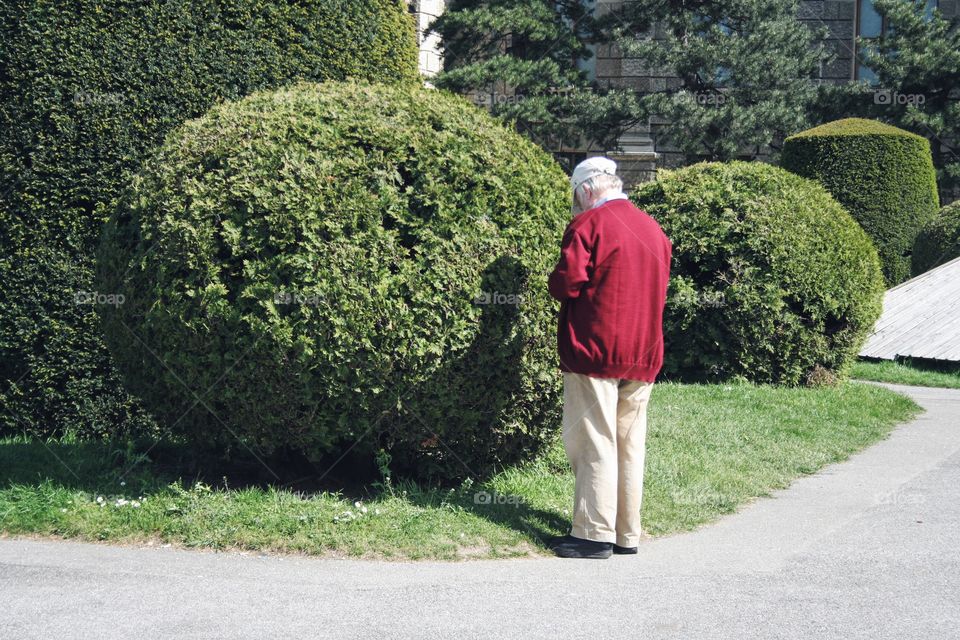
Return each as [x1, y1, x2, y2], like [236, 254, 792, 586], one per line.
[2, 383, 958, 639]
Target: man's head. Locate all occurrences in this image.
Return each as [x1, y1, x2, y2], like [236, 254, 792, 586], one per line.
[571, 157, 623, 215]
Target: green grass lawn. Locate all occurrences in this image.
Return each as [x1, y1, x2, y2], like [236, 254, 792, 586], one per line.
[852, 359, 960, 390]
[0, 381, 919, 560]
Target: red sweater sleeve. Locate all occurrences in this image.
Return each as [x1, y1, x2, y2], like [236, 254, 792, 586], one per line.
[548, 227, 592, 300]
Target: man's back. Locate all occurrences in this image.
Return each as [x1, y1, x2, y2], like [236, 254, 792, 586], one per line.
[548, 198, 672, 382]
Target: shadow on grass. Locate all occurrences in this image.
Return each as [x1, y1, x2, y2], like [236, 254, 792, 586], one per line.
[882, 356, 960, 376]
[404, 483, 569, 549]
[0, 254, 569, 551]
[0, 435, 569, 552]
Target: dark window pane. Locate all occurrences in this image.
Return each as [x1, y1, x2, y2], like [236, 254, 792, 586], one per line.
[859, 0, 883, 38]
[857, 64, 878, 84]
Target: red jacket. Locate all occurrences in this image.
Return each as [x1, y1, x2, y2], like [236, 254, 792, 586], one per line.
[548, 198, 672, 382]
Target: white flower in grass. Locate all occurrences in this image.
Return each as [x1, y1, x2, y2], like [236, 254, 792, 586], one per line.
[95, 496, 104, 504]
[131, 501, 141, 508]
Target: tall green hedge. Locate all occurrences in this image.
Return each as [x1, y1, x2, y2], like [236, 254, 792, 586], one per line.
[780, 118, 940, 286]
[0, 0, 418, 438]
[913, 200, 960, 276]
[97, 81, 570, 481]
[632, 161, 885, 386]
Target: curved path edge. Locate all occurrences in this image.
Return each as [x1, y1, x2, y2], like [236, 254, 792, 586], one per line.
[2, 383, 959, 639]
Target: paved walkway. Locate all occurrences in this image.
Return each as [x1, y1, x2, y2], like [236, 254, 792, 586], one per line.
[2, 383, 959, 639]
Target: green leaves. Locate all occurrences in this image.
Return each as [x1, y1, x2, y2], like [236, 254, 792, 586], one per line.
[431, 0, 638, 152]
[619, 0, 826, 163]
[98, 81, 570, 482]
[913, 200, 960, 276]
[859, 0, 960, 192]
[633, 161, 885, 386]
[0, 0, 419, 439]
[781, 118, 940, 285]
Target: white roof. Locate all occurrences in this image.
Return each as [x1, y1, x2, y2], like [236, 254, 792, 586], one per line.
[860, 256, 960, 362]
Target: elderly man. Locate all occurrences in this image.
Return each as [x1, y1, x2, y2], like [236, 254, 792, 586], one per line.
[548, 157, 672, 560]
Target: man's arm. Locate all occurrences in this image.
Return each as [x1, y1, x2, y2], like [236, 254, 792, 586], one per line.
[548, 228, 592, 300]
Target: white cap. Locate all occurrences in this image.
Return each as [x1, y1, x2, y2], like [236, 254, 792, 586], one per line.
[571, 156, 618, 192]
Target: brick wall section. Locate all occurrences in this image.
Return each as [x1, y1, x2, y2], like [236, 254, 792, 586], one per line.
[799, 1, 856, 82]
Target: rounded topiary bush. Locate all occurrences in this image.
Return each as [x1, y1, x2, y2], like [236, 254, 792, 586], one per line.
[912, 200, 960, 276]
[631, 161, 885, 386]
[781, 118, 940, 286]
[0, 0, 418, 439]
[97, 81, 570, 481]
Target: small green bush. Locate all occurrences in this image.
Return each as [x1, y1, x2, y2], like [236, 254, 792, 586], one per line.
[97, 81, 571, 481]
[0, 0, 418, 438]
[781, 118, 940, 285]
[912, 200, 960, 276]
[632, 161, 885, 386]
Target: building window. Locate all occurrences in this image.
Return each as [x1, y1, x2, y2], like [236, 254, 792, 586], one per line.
[856, 0, 938, 82]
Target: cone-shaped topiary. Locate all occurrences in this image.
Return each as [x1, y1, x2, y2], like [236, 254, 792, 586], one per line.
[97, 81, 571, 481]
[780, 118, 940, 285]
[913, 200, 960, 276]
[0, 0, 419, 439]
[631, 161, 885, 386]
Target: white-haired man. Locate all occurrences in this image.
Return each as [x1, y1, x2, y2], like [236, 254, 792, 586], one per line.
[548, 157, 672, 559]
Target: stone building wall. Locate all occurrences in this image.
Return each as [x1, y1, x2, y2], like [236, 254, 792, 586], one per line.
[409, 0, 445, 77]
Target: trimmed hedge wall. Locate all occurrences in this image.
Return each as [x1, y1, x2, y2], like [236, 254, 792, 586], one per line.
[780, 118, 940, 286]
[97, 81, 571, 481]
[913, 200, 960, 276]
[0, 0, 418, 438]
[632, 161, 885, 386]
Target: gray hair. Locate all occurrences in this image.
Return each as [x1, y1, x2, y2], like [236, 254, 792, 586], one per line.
[575, 173, 623, 202]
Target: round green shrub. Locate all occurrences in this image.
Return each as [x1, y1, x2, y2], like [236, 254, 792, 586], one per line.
[97, 81, 571, 481]
[780, 118, 940, 286]
[0, 0, 418, 438]
[631, 161, 885, 386]
[912, 200, 960, 276]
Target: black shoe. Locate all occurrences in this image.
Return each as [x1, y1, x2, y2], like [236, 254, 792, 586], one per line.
[547, 534, 577, 549]
[553, 536, 613, 559]
[613, 544, 638, 555]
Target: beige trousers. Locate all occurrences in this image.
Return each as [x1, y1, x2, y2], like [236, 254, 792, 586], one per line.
[562, 371, 654, 547]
